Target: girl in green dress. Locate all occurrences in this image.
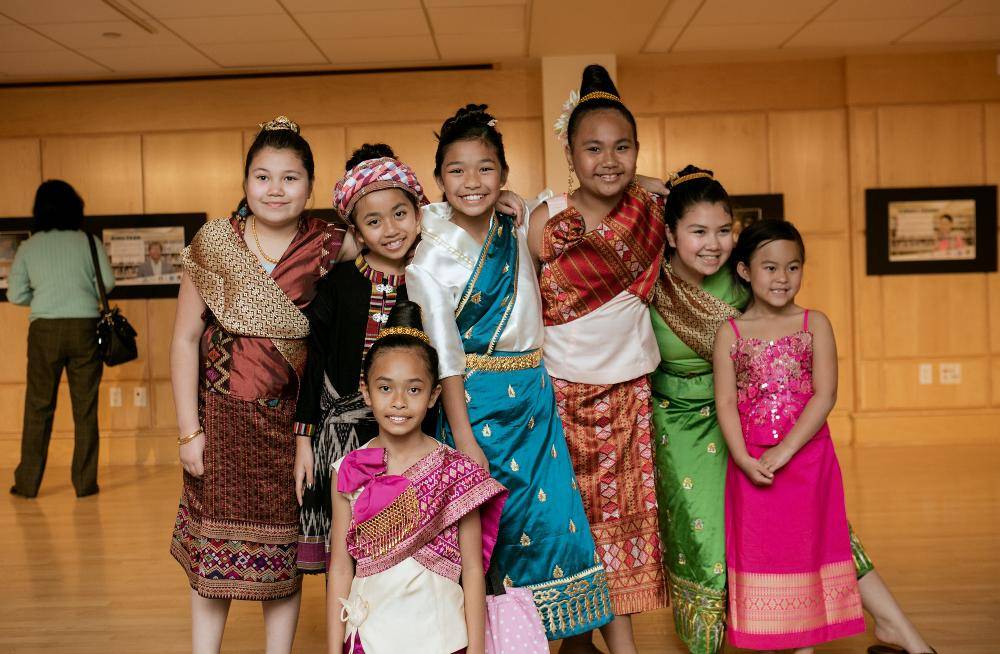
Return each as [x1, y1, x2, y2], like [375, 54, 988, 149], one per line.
[650, 165, 935, 654]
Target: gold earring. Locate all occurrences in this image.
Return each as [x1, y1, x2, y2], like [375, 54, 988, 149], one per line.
[567, 167, 576, 194]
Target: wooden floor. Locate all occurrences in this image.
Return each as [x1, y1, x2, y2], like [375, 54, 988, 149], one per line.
[2, 443, 997, 653]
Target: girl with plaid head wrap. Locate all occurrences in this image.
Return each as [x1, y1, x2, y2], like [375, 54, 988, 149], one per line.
[292, 143, 428, 574]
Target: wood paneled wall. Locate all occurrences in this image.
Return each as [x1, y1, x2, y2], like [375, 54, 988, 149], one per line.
[1, 52, 998, 466]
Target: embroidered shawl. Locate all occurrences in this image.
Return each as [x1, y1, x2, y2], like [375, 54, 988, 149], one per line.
[651, 261, 742, 362]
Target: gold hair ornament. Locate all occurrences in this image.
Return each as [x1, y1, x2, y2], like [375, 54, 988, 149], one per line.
[377, 326, 430, 345]
[579, 91, 622, 104]
[668, 171, 713, 188]
[258, 115, 300, 134]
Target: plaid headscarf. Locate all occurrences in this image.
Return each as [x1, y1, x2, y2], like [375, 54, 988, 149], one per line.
[333, 157, 429, 221]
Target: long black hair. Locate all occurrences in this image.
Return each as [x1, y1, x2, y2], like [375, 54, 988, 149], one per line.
[730, 219, 806, 289]
[362, 301, 440, 387]
[566, 64, 637, 147]
[32, 180, 84, 232]
[665, 165, 733, 236]
[433, 103, 508, 179]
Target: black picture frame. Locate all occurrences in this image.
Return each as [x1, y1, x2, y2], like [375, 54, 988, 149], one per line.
[865, 185, 997, 275]
[730, 194, 784, 240]
[0, 212, 205, 301]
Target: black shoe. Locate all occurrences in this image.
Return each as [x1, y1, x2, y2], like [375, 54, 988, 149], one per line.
[868, 646, 938, 654]
[76, 486, 100, 498]
[9, 485, 37, 498]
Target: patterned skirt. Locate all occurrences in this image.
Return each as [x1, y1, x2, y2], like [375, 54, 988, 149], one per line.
[552, 374, 667, 616]
[297, 379, 373, 573]
[439, 352, 613, 640]
[171, 389, 301, 601]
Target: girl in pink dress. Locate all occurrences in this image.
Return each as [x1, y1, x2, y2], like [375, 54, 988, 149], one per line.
[712, 220, 865, 652]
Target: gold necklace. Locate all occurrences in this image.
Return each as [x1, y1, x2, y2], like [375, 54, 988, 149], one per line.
[250, 216, 281, 264]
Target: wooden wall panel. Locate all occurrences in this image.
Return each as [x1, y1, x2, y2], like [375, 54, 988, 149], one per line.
[796, 234, 853, 359]
[662, 113, 769, 194]
[985, 105, 1000, 355]
[877, 104, 984, 186]
[846, 51, 1000, 107]
[0, 306, 29, 382]
[147, 299, 175, 381]
[635, 116, 663, 178]
[882, 358, 990, 409]
[302, 126, 347, 210]
[498, 119, 545, 197]
[881, 275, 989, 358]
[41, 135, 143, 215]
[346, 123, 439, 202]
[142, 131, 244, 220]
[848, 109, 883, 362]
[152, 380, 176, 431]
[767, 109, 849, 233]
[0, 138, 41, 216]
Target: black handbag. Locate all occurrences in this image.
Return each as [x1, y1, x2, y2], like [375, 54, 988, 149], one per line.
[86, 232, 138, 366]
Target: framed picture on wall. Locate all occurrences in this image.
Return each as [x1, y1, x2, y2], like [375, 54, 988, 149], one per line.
[730, 194, 784, 241]
[865, 186, 997, 275]
[0, 213, 205, 301]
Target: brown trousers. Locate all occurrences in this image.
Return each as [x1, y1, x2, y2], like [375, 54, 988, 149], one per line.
[13, 318, 102, 497]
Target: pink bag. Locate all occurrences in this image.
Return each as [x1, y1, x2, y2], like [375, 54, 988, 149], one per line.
[484, 587, 549, 654]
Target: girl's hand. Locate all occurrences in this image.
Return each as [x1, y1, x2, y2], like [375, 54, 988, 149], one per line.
[736, 454, 773, 486]
[294, 436, 315, 506]
[460, 441, 490, 473]
[179, 433, 205, 478]
[758, 445, 793, 475]
[496, 190, 526, 226]
[636, 174, 670, 197]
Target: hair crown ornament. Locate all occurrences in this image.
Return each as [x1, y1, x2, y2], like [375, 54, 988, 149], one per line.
[668, 171, 713, 188]
[258, 115, 300, 134]
[377, 326, 430, 345]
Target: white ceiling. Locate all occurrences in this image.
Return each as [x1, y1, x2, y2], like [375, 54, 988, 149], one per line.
[0, 0, 997, 82]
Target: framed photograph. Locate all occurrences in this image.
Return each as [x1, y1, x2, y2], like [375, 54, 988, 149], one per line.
[0, 213, 205, 301]
[730, 194, 784, 241]
[0, 217, 33, 299]
[866, 186, 997, 275]
[87, 213, 205, 298]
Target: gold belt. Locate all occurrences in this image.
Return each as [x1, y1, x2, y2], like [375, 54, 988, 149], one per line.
[465, 349, 542, 372]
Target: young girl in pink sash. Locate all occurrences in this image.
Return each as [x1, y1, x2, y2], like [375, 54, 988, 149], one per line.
[327, 301, 507, 654]
[713, 220, 865, 652]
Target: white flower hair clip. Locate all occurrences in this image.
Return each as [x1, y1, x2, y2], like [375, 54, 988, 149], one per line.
[553, 89, 580, 146]
[487, 118, 498, 127]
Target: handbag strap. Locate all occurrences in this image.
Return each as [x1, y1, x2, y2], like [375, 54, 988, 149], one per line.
[85, 231, 111, 313]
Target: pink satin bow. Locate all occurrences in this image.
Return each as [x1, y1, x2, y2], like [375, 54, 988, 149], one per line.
[337, 448, 412, 523]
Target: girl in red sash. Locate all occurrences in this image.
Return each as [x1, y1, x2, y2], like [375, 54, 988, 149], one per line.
[527, 65, 667, 653]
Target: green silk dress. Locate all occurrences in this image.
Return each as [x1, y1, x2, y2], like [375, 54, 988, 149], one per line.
[651, 268, 875, 654]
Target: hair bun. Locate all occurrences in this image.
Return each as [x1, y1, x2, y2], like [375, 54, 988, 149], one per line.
[443, 103, 496, 132]
[579, 64, 621, 98]
[345, 143, 397, 171]
[384, 301, 425, 331]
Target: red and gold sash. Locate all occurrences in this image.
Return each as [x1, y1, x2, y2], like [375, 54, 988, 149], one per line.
[539, 181, 665, 326]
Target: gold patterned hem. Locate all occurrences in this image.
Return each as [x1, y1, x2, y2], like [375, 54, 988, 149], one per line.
[170, 540, 302, 601]
[465, 349, 542, 372]
[527, 565, 613, 638]
[190, 517, 298, 545]
[667, 572, 727, 654]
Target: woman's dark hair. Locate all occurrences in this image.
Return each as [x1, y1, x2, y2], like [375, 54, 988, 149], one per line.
[32, 180, 84, 231]
[665, 165, 733, 236]
[433, 103, 508, 178]
[730, 219, 806, 289]
[362, 301, 440, 387]
[234, 124, 315, 218]
[346, 143, 396, 171]
[566, 64, 637, 146]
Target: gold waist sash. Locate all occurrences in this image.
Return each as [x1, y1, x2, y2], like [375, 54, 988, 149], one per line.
[465, 349, 542, 372]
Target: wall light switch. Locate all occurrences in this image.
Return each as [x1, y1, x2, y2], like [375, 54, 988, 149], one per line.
[918, 363, 933, 385]
[939, 362, 962, 385]
[133, 386, 148, 407]
[109, 387, 122, 407]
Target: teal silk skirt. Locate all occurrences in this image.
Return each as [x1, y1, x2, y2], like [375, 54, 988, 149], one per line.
[438, 351, 612, 639]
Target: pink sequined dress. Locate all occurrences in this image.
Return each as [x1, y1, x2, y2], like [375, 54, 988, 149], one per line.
[724, 310, 864, 650]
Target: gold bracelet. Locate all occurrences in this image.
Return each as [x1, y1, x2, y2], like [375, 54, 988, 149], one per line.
[178, 428, 203, 446]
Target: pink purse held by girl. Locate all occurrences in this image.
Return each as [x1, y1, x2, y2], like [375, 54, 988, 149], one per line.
[484, 570, 548, 654]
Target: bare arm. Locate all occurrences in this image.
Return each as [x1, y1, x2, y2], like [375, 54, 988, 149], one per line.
[327, 469, 356, 653]
[440, 376, 489, 471]
[458, 509, 486, 654]
[496, 190, 525, 226]
[171, 272, 208, 476]
[335, 227, 361, 262]
[713, 323, 773, 486]
[759, 311, 838, 473]
[526, 202, 549, 269]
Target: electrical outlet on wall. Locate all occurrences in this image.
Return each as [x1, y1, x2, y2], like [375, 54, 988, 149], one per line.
[109, 387, 122, 407]
[918, 363, 933, 385]
[939, 362, 962, 385]
[133, 386, 148, 407]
